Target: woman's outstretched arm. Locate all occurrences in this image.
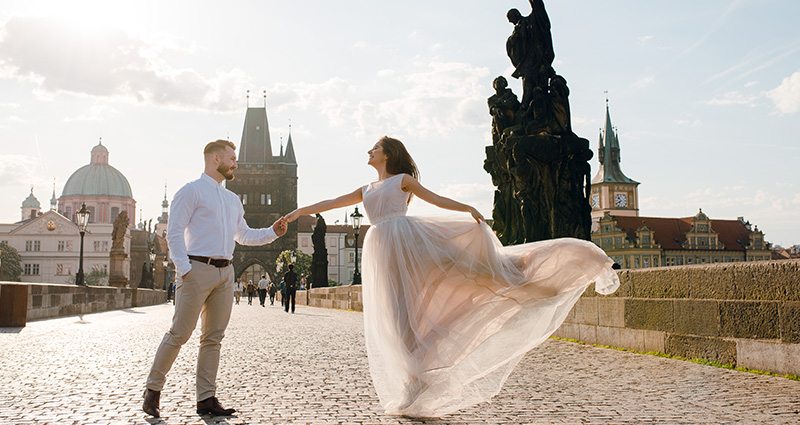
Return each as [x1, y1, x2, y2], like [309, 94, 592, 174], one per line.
[284, 187, 363, 223]
[401, 174, 485, 223]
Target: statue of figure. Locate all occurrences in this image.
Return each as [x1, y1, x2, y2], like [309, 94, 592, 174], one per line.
[549, 74, 571, 133]
[311, 214, 329, 287]
[111, 210, 129, 251]
[506, 0, 555, 111]
[488, 76, 521, 144]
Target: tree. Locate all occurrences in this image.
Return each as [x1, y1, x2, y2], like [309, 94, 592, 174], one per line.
[66, 269, 108, 286]
[0, 241, 22, 281]
[275, 249, 312, 281]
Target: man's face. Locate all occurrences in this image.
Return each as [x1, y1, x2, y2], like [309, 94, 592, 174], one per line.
[216, 146, 238, 180]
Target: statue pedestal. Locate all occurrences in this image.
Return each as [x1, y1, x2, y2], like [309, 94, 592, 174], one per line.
[108, 249, 130, 288]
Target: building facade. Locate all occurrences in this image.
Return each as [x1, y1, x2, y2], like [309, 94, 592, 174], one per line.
[296, 215, 366, 285]
[225, 104, 298, 282]
[589, 103, 771, 269]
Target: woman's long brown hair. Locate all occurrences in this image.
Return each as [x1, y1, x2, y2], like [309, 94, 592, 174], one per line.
[378, 136, 419, 203]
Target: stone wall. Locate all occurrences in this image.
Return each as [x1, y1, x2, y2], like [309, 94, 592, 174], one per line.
[0, 282, 168, 326]
[288, 286, 363, 312]
[554, 260, 800, 377]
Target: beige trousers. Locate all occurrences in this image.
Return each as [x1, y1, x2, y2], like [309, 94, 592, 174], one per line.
[146, 259, 234, 401]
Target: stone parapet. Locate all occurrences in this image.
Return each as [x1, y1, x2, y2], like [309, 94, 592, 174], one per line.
[0, 281, 167, 326]
[554, 260, 800, 377]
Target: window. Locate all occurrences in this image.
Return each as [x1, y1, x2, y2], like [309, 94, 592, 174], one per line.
[23, 264, 40, 275]
[94, 241, 101, 252]
[242, 194, 248, 205]
[328, 255, 337, 266]
[699, 237, 708, 246]
[56, 264, 72, 275]
[25, 240, 40, 251]
[676, 256, 684, 266]
[641, 235, 651, 245]
[349, 252, 355, 263]
[666, 257, 675, 266]
[261, 194, 266, 205]
[111, 207, 120, 219]
[634, 257, 640, 268]
[102, 241, 109, 252]
[58, 240, 72, 252]
[614, 236, 623, 246]
[267, 194, 272, 206]
[700, 257, 708, 264]
[602, 237, 612, 246]
[687, 257, 694, 264]
[643, 257, 650, 268]
[653, 258, 660, 267]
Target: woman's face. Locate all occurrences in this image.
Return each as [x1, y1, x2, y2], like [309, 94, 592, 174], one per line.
[367, 141, 388, 167]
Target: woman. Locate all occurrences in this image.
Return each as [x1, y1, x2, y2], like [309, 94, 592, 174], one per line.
[233, 278, 243, 305]
[284, 136, 618, 417]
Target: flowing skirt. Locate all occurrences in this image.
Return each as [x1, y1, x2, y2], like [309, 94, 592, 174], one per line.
[361, 215, 619, 418]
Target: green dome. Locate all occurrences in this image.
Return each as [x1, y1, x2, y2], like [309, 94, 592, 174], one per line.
[62, 163, 133, 198]
[22, 191, 40, 208]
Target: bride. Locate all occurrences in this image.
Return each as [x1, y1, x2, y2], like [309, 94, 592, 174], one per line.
[284, 136, 618, 418]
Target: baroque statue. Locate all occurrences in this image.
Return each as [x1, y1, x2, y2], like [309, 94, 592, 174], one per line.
[111, 210, 129, 251]
[485, 0, 593, 244]
[310, 214, 328, 288]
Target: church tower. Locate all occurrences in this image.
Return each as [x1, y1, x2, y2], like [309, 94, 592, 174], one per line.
[590, 101, 639, 219]
[226, 91, 298, 282]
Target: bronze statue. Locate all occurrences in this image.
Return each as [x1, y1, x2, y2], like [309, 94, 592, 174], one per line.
[485, 0, 593, 244]
[310, 214, 328, 288]
[111, 210, 129, 251]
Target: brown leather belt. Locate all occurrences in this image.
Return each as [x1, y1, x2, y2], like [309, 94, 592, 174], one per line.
[188, 255, 232, 268]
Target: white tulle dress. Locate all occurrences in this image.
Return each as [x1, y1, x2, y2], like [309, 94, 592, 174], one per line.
[360, 173, 619, 418]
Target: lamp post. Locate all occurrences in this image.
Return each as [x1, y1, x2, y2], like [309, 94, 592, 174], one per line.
[162, 256, 169, 292]
[350, 207, 363, 285]
[75, 203, 90, 286]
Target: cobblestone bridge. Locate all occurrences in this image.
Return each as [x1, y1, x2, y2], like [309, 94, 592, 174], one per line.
[1, 303, 798, 424]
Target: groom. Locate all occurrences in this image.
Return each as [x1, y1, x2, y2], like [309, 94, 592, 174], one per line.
[143, 139, 287, 418]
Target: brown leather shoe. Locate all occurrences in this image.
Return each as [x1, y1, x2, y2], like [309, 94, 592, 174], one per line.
[196, 396, 236, 416]
[142, 389, 161, 418]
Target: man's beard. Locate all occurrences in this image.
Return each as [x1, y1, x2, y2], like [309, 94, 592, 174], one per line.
[217, 164, 235, 181]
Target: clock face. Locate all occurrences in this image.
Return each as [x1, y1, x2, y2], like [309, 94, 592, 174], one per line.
[615, 193, 628, 207]
[591, 194, 599, 209]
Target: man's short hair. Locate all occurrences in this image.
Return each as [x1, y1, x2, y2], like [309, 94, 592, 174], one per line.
[203, 139, 236, 156]
[288, 264, 294, 270]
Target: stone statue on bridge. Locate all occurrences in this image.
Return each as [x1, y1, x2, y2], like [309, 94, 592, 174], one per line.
[310, 214, 328, 288]
[485, 0, 593, 244]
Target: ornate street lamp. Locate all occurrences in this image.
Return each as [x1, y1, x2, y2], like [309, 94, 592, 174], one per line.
[350, 206, 363, 285]
[75, 203, 90, 286]
[162, 256, 169, 292]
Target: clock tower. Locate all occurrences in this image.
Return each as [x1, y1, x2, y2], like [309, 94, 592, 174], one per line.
[590, 101, 639, 219]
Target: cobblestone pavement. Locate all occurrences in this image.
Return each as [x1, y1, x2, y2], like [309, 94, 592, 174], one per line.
[1, 302, 799, 425]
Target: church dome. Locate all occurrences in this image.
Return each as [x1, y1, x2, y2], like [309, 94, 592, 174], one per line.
[61, 141, 133, 198]
[22, 190, 40, 208]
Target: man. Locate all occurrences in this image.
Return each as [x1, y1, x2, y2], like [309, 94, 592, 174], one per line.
[143, 140, 287, 418]
[283, 264, 298, 314]
[257, 274, 270, 307]
[268, 280, 278, 305]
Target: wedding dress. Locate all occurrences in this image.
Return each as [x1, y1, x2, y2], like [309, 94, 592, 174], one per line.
[360, 173, 619, 417]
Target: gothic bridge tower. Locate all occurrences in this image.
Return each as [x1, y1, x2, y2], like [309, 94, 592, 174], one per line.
[226, 93, 298, 282]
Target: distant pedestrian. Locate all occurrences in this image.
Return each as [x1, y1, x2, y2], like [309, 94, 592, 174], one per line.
[268, 281, 278, 305]
[284, 264, 298, 313]
[257, 274, 270, 307]
[246, 280, 255, 305]
[279, 280, 286, 308]
[233, 278, 243, 305]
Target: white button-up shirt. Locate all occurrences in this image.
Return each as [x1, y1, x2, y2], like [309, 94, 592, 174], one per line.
[167, 173, 278, 277]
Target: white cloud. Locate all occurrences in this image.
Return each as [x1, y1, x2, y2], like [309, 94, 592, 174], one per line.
[0, 16, 249, 112]
[631, 76, 655, 89]
[638, 35, 654, 45]
[268, 78, 355, 127]
[377, 69, 395, 77]
[62, 104, 117, 122]
[767, 71, 800, 114]
[354, 60, 489, 138]
[0, 155, 45, 188]
[707, 91, 758, 107]
[673, 119, 701, 127]
[352, 41, 367, 49]
[744, 81, 758, 88]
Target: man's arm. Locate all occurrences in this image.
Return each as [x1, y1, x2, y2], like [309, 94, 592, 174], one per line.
[166, 185, 197, 277]
[233, 201, 287, 245]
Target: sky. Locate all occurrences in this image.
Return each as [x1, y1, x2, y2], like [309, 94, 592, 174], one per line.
[1, 0, 799, 246]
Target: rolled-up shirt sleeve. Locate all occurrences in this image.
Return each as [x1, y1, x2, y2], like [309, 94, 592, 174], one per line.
[167, 184, 197, 277]
[233, 200, 278, 246]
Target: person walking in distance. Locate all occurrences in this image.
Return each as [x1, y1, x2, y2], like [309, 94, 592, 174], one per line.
[257, 274, 270, 307]
[233, 278, 243, 305]
[268, 280, 278, 305]
[246, 280, 255, 305]
[283, 264, 298, 313]
[142, 139, 287, 418]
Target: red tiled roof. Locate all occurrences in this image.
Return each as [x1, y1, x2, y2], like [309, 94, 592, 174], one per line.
[610, 216, 750, 251]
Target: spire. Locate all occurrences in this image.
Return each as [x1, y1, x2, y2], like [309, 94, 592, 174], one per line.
[591, 100, 638, 185]
[158, 182, 169, 224]
[50, 179, 57, 211]
[279, 135, 284, 157]
[284, 125, 296, 164]
[239, 95, 274, 164]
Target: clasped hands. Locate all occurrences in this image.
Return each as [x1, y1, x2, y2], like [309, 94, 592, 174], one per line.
[270, 209, 302, 237]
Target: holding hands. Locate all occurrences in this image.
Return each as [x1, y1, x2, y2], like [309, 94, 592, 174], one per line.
[272, 216, 288, 236]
